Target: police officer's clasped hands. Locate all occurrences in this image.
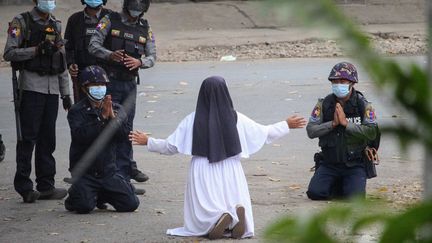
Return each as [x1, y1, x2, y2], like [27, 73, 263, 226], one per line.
[100, 95, 116, 119]
[109, 49, 142, 71]
[332, 102, 347, 128]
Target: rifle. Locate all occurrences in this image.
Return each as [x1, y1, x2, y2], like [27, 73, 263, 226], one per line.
[11, 67, 22, 141]
[72, 74, 80, 103]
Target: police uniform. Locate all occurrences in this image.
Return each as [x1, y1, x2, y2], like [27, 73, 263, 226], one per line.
[3, 7, 70, 199]
[65, 66, 139, 214]
[306, 63, 379, 200]
[88, 10, 156, 180]
[64, 7, 111, 102]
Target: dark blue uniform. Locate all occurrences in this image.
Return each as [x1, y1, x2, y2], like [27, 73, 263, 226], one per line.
[65, 99, 139, 213]
[306, 89, 378, 200]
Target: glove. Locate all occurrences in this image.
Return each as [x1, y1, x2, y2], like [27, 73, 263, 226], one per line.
[37, 40, 58, 56]
[62, 95, 72, 110]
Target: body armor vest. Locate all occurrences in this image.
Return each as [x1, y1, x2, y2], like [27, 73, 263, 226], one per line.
[71, 9, 110, 70]
[102, 12, 148, 81]
[20, 12, 65, 75]
[319, 90, 367, 165]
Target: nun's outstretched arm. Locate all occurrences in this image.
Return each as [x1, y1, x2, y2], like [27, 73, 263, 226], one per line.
[130, 130, 179, 155]
[147, 138, 179, 155]
[265, 115, 307, 143]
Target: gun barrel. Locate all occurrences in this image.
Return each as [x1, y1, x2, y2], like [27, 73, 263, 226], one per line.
[11, 68, 22, 141]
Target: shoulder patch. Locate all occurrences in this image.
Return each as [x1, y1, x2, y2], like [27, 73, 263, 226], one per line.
[309, 100, 323, 123]
[364, 103, 377, 124]
[8, 19, 21, 38]
[148, 26, 155, 43]
[96, 22, 107, 31]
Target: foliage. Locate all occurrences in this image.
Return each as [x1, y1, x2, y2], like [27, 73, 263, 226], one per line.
[265, 199, 432, 243]
[263, 0, 432, 242]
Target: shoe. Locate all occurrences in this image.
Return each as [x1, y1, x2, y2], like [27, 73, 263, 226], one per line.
[232, 205, 246, 239]
[208, 213, 232, 240]
[0, 141, 5, 162]
[22, 191, 40, 203]
[134, 188, 146, 195]
[131, 169, 149, 183]
[63, 177, 73, 184]
[38, 188, 68, 200]
[96, 202, 108, 210]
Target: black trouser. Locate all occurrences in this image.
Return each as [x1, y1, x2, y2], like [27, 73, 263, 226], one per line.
[107, 78, 138, 180]
[307, 163, 367, 200]
[14, 91, 58, 196]
[65, 172, 140, 214]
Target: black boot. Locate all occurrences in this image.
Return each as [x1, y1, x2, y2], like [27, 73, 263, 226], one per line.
[131, 169, 149, 183]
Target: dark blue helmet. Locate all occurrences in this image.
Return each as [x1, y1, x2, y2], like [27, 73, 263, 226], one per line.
[123, 0, 150, 13]
[79, 65, 109, 87]
[328, 62, 359, 83]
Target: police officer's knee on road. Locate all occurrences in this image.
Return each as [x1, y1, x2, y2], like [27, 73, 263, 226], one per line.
[64, 65, 139, 214]
[305, 62, 380, 200]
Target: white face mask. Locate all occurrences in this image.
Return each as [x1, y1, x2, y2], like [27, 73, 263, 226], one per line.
[332, 83, 350, 98]
[37, 0, 56, 14]
[88, 85, 107, 101]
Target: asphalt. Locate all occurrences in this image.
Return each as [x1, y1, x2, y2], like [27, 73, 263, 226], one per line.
[0, 1, 427, 242]
[0, 0, 427, 59]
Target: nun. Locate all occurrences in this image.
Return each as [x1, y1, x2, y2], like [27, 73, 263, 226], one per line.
[129, 76, 306, 239]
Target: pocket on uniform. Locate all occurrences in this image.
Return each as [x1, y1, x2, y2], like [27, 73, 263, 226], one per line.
[124, 40, 136, 55]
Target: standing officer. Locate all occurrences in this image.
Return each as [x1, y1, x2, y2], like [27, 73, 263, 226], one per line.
[65, 0, 112, 103]
[3, 0, 71, 203]
[306, 62, 379, 200]
[88, 0, 156, 187]
[65, 65, 139, 214]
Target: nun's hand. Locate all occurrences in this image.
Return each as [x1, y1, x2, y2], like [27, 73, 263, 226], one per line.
[286, 115, 307, 129]
[129, 130, 149, 145]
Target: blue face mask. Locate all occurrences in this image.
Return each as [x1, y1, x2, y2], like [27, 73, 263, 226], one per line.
[332, 83, 350, 98]
[84, 0, 103, 8]
[88, 86, 106, 101]
[128, 10, 143, 18]
[37, 0, 56, 14]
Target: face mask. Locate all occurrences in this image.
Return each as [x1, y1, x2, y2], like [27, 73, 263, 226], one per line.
[37, 0, 56, 14]
[88, 86, 106, 101]
[128, 10, 143, 18]
[85, 0, 103, 8]
[332, 83, 350, 98]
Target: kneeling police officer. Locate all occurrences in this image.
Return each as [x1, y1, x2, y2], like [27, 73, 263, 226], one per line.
[65, 65, 139, 214]
[306, 62, 379, 200]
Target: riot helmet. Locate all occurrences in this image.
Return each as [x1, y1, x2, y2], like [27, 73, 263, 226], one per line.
[328, 62, 358, 83]
[123, 0, 150, 18]
[80, 65, 109, 102]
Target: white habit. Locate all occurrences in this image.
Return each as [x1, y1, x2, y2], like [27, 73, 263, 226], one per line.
[147, 111, 290, 238]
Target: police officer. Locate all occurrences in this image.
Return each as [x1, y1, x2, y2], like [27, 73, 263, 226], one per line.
[65, 65, 139, 214]
[3, 0, 71, 203]
[88, 0, 156, 186]
[65, 0, 112, 103]
[306, 62, 379, 200]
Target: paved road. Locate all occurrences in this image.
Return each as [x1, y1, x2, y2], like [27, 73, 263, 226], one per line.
[0, 57, 424, 242]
